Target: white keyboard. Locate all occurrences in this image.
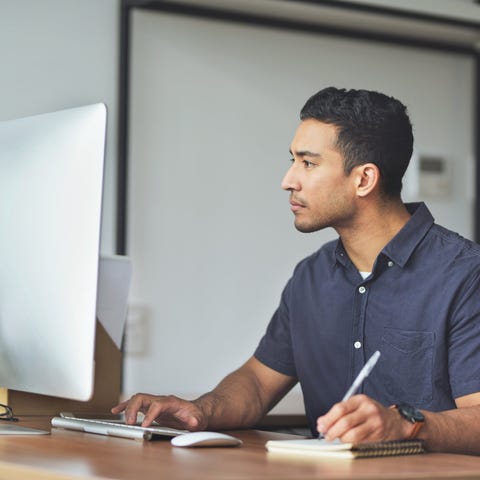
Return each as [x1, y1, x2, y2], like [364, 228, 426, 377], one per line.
[51, 415, 188, 440]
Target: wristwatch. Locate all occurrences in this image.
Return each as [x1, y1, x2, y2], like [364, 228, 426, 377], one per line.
[391, 403, 425, 439]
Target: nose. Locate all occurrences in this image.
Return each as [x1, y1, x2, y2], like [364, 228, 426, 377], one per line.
[281, 163, 300, 192]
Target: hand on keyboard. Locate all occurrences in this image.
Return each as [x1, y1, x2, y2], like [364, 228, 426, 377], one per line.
[111, 394, 208, 431]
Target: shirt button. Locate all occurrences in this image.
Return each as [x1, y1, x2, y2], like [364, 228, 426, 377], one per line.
[354, 341, 362, 349]
[387, 261, 394, 267]
[358, 286, 366, 294]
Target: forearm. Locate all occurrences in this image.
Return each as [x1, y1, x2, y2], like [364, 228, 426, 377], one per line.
[193, 372, 266, 430]
[194, 358, 296, 430]
[421, 406, 480, 455]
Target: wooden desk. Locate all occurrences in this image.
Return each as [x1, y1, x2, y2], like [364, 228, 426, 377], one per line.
[1, 417, 480, 480]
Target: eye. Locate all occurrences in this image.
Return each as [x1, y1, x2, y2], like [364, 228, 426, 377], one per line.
[303, 160, 316, 168]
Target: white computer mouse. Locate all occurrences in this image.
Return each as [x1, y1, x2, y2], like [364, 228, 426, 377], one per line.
[170, 431, 243, 448]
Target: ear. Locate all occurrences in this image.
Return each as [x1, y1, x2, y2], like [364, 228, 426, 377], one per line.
[353, 163, 380, 197]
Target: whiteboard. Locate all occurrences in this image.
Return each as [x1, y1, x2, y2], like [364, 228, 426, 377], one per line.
[124, 9, 474, 414]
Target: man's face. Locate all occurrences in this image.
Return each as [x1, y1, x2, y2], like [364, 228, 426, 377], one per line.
[282, 119, 357, 233]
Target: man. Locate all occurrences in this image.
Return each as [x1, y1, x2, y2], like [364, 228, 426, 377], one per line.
[112, 87, 480, 454]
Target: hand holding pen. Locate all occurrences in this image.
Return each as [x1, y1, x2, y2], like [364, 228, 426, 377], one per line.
[319, 350, 381, 439]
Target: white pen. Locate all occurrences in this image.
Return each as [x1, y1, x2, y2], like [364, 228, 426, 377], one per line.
[341, 350, 381, 401]
[319, 350, 381, 439]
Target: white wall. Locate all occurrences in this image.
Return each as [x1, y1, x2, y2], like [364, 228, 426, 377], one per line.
[124, 10, 475, 413]
[0, 0, 119, 254]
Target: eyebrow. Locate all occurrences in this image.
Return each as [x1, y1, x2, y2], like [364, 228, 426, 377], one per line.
[289, 149, 322, 158]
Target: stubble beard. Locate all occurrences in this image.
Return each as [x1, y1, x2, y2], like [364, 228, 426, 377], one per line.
[294, 214, 331, 234]
[293, 202, 353, 234]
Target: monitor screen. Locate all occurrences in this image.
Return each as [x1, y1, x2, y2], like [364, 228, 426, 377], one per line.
[0, 103, 106, 401]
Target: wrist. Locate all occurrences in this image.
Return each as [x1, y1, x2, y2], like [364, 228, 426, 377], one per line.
[192, 393, 218, 428]
[390, 403, 425, 439]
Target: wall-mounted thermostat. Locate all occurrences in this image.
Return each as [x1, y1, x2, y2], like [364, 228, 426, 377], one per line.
[418, 155, 451, 198]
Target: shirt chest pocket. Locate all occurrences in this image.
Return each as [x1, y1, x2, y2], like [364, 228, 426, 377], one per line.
[379, 328, 434, 405]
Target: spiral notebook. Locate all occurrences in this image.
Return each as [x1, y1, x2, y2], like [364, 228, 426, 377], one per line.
[266, 438, 425, 459]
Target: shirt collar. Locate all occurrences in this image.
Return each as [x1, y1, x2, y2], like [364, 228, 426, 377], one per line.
[381, 202, 434, 268]
[333, 202, 434, 269]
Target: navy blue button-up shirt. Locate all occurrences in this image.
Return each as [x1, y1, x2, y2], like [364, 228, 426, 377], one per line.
[255, 203, 480, 434]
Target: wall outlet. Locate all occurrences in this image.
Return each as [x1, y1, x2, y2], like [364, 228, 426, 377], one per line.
[124, 304, 149, 356]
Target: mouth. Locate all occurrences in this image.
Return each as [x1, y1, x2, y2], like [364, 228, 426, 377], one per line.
[289, 198, 306, 213]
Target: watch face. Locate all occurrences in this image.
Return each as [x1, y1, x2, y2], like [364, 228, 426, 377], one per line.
[397, 403, 425, 423]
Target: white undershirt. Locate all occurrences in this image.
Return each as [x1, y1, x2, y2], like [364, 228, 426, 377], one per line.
[359, 271, 371, 280]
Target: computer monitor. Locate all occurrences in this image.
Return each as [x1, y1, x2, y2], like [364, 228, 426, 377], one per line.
[0, 103, 106, 401]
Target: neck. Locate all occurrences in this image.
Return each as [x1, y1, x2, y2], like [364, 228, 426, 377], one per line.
[337, 199, 410, 272]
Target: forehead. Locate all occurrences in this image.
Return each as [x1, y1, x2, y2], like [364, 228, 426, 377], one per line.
[290, 119, 339, 153]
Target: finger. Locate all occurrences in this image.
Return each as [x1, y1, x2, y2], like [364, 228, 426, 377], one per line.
[142, 401, 170, 427]
[111, 400, 128, 414]
[141, 396, 195, 429]
[140, 395, 188, 427]
[123, 393, 154, 424]
[323, 396, 385, 443]
[173, 407, 203, 430]
[317, 398, 354, 435]
[337, 421, 378, 444]
[142, 396, 206, 430]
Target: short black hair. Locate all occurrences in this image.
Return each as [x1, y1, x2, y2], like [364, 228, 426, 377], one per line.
[300, 87, 413, 198]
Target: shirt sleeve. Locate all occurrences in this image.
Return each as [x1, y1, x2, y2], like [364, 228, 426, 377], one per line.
[448, 270, 480, 399]
[254, 277, 298, 378]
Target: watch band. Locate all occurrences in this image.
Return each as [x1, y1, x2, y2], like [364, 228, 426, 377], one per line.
[407, 421, 424, 440]
[390, 404, 425, 439]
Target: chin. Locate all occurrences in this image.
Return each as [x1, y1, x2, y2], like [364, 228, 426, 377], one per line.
[294, 212, 334, 232]
[294, 221, 323, 234]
